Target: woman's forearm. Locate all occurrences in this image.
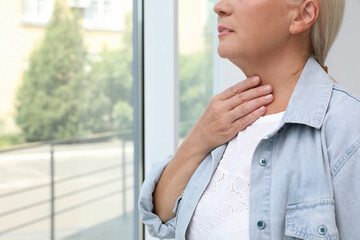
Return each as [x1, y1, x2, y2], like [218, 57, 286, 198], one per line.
[153, 131, 209, 223]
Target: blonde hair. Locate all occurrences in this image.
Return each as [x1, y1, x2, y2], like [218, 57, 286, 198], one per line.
[287, 0, 345, 66]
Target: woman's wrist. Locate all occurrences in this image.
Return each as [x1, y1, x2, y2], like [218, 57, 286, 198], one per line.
[177, 130, 211, 165]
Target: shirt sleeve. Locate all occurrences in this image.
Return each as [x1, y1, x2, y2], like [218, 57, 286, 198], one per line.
[138, 153, 184, 239]
[332, 143, 360, 239]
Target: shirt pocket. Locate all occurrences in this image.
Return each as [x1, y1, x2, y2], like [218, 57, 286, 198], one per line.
[285, 198, 339, 240]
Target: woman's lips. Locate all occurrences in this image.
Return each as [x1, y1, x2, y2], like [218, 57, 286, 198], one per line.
[218, 30, 234, 37]
[217, 25, 234, 37]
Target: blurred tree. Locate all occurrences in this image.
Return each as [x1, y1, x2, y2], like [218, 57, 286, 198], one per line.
[15, 0, 86, 142]
[77, 46, 133, 134]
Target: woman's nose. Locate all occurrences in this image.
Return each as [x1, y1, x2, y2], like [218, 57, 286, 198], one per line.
[213, 0, 231, 16]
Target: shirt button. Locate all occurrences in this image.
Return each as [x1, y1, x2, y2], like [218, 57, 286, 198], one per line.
[318, 225, 327, 235]
[259, 158, 268, 167]
[257, 220, 266, 230]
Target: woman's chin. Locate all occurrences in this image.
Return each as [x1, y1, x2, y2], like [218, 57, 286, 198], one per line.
[217, 46, 243, 60]
[217, 47, 232, 59]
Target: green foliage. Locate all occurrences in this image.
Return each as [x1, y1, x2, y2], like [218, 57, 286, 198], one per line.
[0, 135, 25, 148]
[0, 118, 24, 147]
[15, 0, 86, 142]
[112, 100, 133, 130]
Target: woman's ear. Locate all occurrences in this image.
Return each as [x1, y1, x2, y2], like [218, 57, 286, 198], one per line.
[289, 0, 319, 35]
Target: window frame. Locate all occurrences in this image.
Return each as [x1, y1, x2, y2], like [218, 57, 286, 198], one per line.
[133, 0, 144, 239]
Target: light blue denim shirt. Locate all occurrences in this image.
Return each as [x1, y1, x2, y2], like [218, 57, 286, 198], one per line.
[138, 56, 360, 240]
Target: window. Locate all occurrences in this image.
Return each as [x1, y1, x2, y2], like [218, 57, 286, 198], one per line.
[84, 0, 123, 31]
[22, 0, 53, 24]
[86, 0, 98, 21]
[1, 0, 137, 239]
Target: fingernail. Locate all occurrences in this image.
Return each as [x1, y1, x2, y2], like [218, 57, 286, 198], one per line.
[264, 85, 271, 91]
[265, 94, 273, 100]
[252, 76, 260, 83]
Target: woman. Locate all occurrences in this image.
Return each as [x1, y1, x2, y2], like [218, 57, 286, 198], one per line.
[139, 0, 360, 239]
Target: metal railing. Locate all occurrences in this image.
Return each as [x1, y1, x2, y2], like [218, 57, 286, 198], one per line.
[0, 130, 133, 240]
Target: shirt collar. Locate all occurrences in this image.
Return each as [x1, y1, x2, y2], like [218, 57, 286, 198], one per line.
[281, 55, 334, 129]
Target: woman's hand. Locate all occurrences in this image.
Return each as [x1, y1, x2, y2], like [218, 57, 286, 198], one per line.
[185, 76, 273, 157]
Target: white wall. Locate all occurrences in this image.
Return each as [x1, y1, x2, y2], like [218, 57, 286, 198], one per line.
[327, 0, 360, 96]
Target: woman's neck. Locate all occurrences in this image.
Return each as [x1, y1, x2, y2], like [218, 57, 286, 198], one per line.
[232, 50, 309, 116]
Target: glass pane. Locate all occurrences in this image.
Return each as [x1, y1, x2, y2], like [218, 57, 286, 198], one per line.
[37, 0, 47, 18]
[0, 146, 51, 239]
[54, 133, 134, 239]
[23, 0, 36, 17]
[104, 0, 112, 21]
[85, 0, 99, 21]
[178, 0, 214, 144]
[0, 0, 134, 239]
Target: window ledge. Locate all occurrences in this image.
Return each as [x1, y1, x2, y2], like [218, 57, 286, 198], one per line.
[83, 23, 123, 32]
[21, 17, 49, 27]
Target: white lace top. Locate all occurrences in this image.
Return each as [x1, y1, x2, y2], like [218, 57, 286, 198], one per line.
[186, 111, 285, 240]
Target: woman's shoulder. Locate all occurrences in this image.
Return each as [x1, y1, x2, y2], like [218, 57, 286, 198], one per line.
[332, 82, 360, 103]
[324, 81, 360, 130]
[327, 82, 360, 118]
[323, 82, 360, 171]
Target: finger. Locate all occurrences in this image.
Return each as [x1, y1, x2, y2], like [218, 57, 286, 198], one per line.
[232, 106, 267, 132]
[225, 84, 273, 110]
[228, 94, 273, 121]
[216, 76, 260, 100]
